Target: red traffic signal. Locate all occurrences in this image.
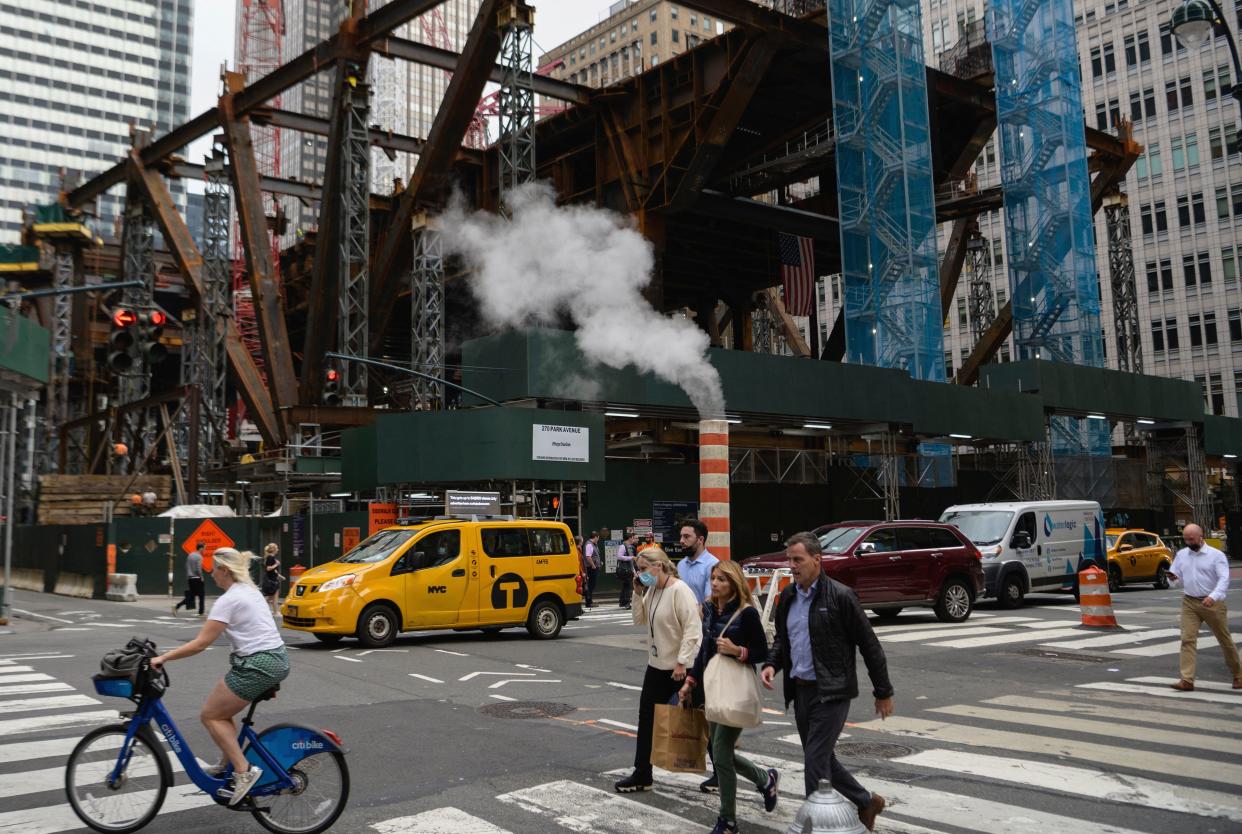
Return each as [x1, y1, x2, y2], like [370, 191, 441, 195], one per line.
[146, 310, 167, 327]
[112, 308, 137, 328]
[326, 369, 340, 382]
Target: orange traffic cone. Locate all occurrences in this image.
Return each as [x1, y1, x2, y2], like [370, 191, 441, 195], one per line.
[1079, 564, 1119, 628]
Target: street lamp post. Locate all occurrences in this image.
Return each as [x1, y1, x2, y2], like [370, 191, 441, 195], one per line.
[1171, 0, 1242, 109]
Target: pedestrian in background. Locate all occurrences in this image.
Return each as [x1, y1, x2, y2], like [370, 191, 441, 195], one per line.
[680, 561, 779, 834]
[1167, 523, 1242, 691]
[615, 547, 702, 794]
[583, 531, 601, 609]
[761, 532, 893, 832]
[174, 541, 206, 617]
[261, 543, 283, 616]
[678, 519, 719, 605]
[617, 531, 638, 609]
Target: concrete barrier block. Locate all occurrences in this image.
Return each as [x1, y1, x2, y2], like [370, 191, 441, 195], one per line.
[53, 572, 95, 599]
[11, 568, 45, 592]
[105, 573, 139, 602]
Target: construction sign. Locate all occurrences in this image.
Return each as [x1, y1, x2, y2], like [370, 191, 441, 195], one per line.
[182, 519, 235, 572]
[368, 503, 398, 536]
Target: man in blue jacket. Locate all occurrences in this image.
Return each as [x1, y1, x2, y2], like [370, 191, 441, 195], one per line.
[761, 531, 894, 832]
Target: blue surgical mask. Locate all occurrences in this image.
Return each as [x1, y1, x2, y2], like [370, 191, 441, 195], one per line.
[638, 571, 658, 588]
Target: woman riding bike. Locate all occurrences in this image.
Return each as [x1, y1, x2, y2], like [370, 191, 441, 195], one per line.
[150, 547, 290, 805]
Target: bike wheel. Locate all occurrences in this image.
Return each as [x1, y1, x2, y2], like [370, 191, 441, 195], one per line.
[250, 748, 350, 834]
[65, 724, 171, 833]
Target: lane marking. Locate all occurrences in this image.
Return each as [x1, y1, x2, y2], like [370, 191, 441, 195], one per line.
[514, 664, 552, 673]
[926, 627, 1085, 648]
[852, 715, 1242, 786]
[0, 781, 213, 833]
[460, 671, 535, 682]
[489, 694, 516, 702]
[0, 666, 38, 675]
[0, 711, 118, 737]
[874, 617, 1036, 634]
[488, 678, 561, 689]
[408, 673, 444, 684]
[982, 694, 1242, 733]
[893, 748, 1242, 822]
[1041, 627, 1180, 649]
[0, 682, 75, 696]
[11, 609, 74, 624]
[1127, 675, 1242, 692]
[1077, 681, 1242, 706]
[499, 779, 694, 832]
[598, 719, 638, 731]
[358, 649, 408, 656]
[332, 655, 363, 663]
[0, 694, 102, 714]
[0, 674, 56, 684]
[605, 681, 641, 691]
[371, 808, 513, 834]
[433, 649, 469, 657]
[881, 626, 1010, 643]
[1113, 632, 1241, 657]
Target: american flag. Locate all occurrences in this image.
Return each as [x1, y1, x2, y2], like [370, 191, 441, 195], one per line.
[779, 233, 815, 317]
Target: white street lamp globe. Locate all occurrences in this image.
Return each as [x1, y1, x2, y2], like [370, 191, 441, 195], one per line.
[1172, 0, 1216, 49]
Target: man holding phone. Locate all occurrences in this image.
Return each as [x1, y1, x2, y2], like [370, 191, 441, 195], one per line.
[1167, 523, 1241, 691]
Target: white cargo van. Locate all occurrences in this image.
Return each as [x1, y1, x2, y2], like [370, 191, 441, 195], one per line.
[938, 501, 1106, 608]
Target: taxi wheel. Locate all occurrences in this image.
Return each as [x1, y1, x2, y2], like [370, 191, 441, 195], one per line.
[357, 605, 398, 648]
[313, 634, 344, 645]
[1107, 564, 1124, 594]
[1154, 563, 1170, 590]
[526, 600, 564, 640]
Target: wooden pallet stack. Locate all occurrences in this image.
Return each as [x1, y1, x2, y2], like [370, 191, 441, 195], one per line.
[37, 474, 174, 524]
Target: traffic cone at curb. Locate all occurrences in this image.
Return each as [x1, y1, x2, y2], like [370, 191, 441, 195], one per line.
[1079, 563, 1119, 628]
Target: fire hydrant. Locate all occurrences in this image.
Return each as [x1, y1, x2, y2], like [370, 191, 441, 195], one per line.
[786, 780, 867, 834]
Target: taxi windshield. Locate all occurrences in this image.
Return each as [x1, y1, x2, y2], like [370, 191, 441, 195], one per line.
[338, 529, 418, 564]
[939, 510, 1013, 546]
[1106, 534, 1119, 549]
[820, 526, 867, 553]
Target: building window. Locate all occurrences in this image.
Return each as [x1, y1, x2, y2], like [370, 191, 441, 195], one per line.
[650, 8, 657, 21]
[1166, 318, 1181, 350]
[957, 297, 968, 329]
[1194, 192, 1206, 224]
[690, 14, 696, 26]
[1148, 142, 1163, 176]
[1179, 196, 1193, 229]
[1154, 200, 1168, 233]
[1146, 260, 1159, 293]
[1159, 258, 1174, 288]
[670, 4, 678, 19]
[1095, 102, 1108, 131]
[1152, 319, 1166, 351]
[1235, 182, 1242, 216]
[1103, 42, 1116, 74]
[1230, 308, 1242, 341]
[1140, 202, 1153, 235]
[672, 29, 679, 43]
[1091, 45, 1103, 78]
[1166, 76, 1193, 111]
[1160, 21, 1176, 55]
[1211, 126, 1225, 160]
[1205, 64, 1233, 101]
[944, 351, 953, 377]
[1206, 313, 1219, 346]
[1184, 252, 1198, 284]
[1198, 250, 1212, 282]
[1211, 373, 1225, 414]
[1236, 372, 1242, 414]
[650, 31, 657, 45]
[1172, 136, 1186, 170]
[1225, 246, 1239, 283]
[1190, 314, 1203, 348]
[1187, 132, 1200, 167]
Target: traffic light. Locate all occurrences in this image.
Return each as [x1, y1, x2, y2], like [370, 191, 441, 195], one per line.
[323, 367, 342, 406]
[137, 310, 167, 364]
[107, 308, 137, 371]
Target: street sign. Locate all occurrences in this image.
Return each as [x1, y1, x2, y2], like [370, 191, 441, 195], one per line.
[368, 502, 398, 535]
[181, 519, 235, 572]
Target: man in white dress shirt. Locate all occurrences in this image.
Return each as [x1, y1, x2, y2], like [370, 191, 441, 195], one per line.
[1167, 524, 1241, 691]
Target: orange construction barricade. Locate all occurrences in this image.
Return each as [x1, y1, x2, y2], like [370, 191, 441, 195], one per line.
[1079, 563, 1119, 628]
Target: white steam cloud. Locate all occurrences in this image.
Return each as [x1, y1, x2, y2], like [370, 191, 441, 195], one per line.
[439, 183, 726, 418]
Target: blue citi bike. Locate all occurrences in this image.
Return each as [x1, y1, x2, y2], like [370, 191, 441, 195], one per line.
[65, 638, 349, 834]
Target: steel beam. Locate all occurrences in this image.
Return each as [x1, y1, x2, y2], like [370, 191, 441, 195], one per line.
[939, 215, 977, 315]
[168, 161, 323, 202]
[1104, 191, 1141, 374]
[220, 76, 297, 425]
[956, 301, 1012, 386]
[129, 153, 282, 446]
[338, 78, 372, 406]
[369, 0, 507, 351]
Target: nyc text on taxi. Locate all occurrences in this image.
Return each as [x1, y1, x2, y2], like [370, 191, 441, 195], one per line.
[281, 520, 584, 647]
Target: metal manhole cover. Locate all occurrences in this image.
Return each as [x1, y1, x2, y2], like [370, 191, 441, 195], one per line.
[479, 701, 577, 720]
[836, 742, 914, 759]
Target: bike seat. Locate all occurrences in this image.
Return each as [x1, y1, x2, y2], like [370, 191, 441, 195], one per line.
[255, 684, 280, 702]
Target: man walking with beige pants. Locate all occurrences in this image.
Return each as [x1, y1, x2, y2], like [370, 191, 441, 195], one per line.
[1167, 523, 1241, 691]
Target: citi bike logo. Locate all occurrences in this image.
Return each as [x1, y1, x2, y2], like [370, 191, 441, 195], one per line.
[292, 740, 324, 750]
[160, 723, 182, 753]
[1043, 514, 1079, 536]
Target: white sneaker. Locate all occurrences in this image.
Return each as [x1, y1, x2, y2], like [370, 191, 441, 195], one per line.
[228, 766, 263, 806]
[203, 759, 228, 778]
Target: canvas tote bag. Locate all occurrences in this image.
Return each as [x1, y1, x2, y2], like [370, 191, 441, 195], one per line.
[703, 606, 764, 728]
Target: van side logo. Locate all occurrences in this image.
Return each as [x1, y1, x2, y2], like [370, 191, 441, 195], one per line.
[1044, 514, 1078, 536]
[491, 573, 529, 609]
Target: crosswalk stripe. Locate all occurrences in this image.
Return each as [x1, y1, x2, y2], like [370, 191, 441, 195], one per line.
[0, 666, 37, 675]
[981, 694, 1242, 734]
[0, 782, 212, 834]
[892, 748, 1242, 822]
[0, 694, 101, 713]
[927, 703, 1241, 754]
[926, 627, 1085, 648]
[371, 808, 513, 833]
[1127, 675, 1242, 692]
[862, 774, 1152, 834]
[1113, 633, 1241, 656]
[0, 733, 119, 766]
[1077, 681, 1242, 706]
[0, 673, 54, 685]
[852, 715, 1242, 786]
[880, 627, 1011, 643]
[1040, 627, 1181, 649]
[499, 779, 694, 832]
[874, 617, 1036, 634]
[2, 753, 185, 800]
[0, 682, 74, 696]
[0, 710, 117, 736]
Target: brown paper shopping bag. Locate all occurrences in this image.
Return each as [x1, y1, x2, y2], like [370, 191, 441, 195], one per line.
[651, 703, 708, 773]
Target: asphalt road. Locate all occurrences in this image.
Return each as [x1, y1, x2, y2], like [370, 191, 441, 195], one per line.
[1, 576, 1240, 834]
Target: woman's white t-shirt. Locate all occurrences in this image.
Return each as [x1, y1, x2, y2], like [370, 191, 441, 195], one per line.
[209, 583, 285, 655]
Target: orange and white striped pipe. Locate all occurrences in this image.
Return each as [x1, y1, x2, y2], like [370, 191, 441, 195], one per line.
[1078, 565, 1119, 628]
[699, 419, 730, 561]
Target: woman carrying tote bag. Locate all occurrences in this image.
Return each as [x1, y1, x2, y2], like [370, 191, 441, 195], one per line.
[679, 560, 779, 834]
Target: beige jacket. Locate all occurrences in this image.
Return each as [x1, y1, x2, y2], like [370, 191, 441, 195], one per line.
[632, 578, 702, 671]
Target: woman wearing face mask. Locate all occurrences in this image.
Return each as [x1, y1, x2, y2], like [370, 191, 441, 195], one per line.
[614, 547, 703, 794]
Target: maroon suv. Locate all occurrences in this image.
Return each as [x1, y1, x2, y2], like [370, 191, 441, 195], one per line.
[740, 521, 986, 622]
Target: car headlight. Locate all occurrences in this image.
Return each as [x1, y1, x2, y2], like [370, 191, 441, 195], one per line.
[318, 574, 359, 592]
[978, 546, 1003, 559]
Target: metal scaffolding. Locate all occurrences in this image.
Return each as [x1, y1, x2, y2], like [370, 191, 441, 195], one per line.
[1104, 191, 1141, 374]
[829, 0, 944, 381]
[338, 76, 372, 407]
[42, 242, 77, 474]
[201, 149, 232, 464]
[1146, 426, 1213, 528]
[982, 439, 1055, 501]
[118, 198, 155, 406]
[410, 212, 445, 410]
[497, 3, 536, 200]
[966, 231, 997, 347]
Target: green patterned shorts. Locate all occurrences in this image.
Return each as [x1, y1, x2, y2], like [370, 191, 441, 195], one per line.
[225, 647, 290, 701]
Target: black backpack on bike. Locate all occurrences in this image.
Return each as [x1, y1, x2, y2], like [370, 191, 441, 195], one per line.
[98, 637, 165, 698]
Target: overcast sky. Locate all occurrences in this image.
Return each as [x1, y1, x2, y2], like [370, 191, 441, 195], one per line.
[187, 0, 607, 164]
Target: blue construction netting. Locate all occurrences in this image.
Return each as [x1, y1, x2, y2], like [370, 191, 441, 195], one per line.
[828, 0, 944, 384]
[989, 0, 1109, 458]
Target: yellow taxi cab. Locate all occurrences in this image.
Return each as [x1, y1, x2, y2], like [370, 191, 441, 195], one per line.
[281, 518, 584, 647]
[1105, 528, 1173, 592]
